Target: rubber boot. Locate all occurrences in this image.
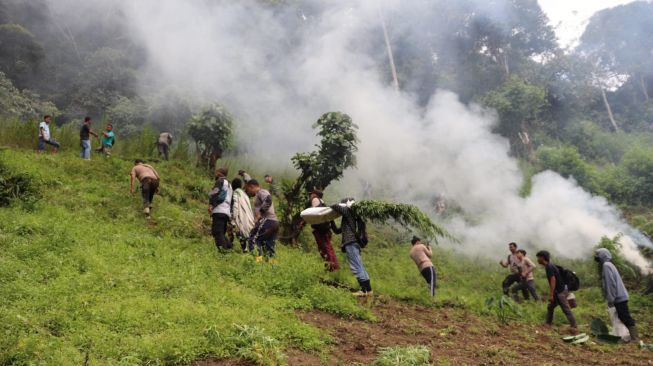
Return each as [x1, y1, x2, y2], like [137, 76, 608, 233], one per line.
[361, 280, 373, 296]
[627, 325, 639, 342]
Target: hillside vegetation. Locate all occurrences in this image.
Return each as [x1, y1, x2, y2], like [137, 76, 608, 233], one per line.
[1, 146, 652, 365]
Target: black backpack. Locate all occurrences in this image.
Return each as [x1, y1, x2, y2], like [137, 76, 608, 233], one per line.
[556, 265, 580, 291]
[354, 215, 368, 248]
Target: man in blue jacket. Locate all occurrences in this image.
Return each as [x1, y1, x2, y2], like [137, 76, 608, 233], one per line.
[595, 248, 638, 341]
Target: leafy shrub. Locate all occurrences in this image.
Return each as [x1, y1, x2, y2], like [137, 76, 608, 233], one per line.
[0, 158, 39, 207]
[536, 145, 600, 194]
[485, 296, 522, 325]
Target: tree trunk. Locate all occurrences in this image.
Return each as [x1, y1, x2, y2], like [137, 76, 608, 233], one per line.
[601, 88, 619, 132]
[378, 7, 399, 92]
[640, 75, 650, 101]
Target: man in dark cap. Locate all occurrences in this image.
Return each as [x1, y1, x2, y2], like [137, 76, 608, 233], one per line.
[409, 236, 436, 297]
[309, 189, 339, 271]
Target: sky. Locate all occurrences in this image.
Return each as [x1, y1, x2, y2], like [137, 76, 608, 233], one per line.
[539, 0, 633, 48]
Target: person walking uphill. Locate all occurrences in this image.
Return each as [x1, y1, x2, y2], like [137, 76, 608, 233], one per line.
[309, 189, 339, 271]
[231, 178, 255, 252]
[595, 248, 639, 341]
[410, 236, 436, 298]
[158, 132, 173, 160]
[130, 160, 160, 218]
[511, 249, 539, 301]
[80, 117, 98, 160]
[536, 250, 577, 332]
[331, 198, 372, 297]
[37, 115, 60, 154]
[500, 242, 527, 298]
[246, 180, 279, 263]
[208, 168, 233, 251]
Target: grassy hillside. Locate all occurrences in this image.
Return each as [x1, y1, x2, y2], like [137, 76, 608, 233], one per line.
[1, 148, 652, 365]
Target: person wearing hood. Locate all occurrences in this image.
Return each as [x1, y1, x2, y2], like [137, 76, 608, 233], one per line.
[595, 248, 638, 342]
[331, 198, 372, 296]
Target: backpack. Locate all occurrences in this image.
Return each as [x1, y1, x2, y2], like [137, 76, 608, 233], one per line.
[556, 265, 580, 291]
[209, 177, 228, 207]
[354, 215, 368, 248]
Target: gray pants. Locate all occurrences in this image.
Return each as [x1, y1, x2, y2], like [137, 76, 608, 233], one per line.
[158, 142, 169, 160]
[546, 290, 577, 327]
[512, 279, 539, 301]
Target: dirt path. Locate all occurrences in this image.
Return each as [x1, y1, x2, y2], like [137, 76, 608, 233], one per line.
[196, 297, 652, 365]
[291, 297, 652, 365]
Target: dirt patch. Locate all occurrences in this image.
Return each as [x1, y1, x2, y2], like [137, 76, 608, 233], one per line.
[291, 297, 653, 365]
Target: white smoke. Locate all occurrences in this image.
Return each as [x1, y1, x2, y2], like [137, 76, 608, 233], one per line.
[49, 0, 652, 269]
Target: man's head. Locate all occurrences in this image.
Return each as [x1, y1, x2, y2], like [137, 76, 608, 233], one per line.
[245, 179, 261, 197]
[309, 188, 323, 201]
[84, 116, 91, 124]
[264, 175, 273, 184]
[215, 168, 228, 178]
[411, 236, 422, 246]
[134, 159, 144, 165]
[516, 249, 526, 260]
[508, 242, 517, 254]
[535, 250, 550, 265]
[238, 170, 246, 176]
[232, 178, 243, 191]
[106, 123, 113, 131]
[43, 115, 51, 123]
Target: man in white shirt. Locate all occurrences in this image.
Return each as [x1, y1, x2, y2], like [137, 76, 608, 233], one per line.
[37, 115, 60, 154]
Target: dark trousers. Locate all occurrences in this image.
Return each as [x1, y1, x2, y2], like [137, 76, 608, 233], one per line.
[511, 278, 539, 301]
[420, 266, 436, 297]
[141, 178, 159, 208]
[211, 213, 233, 250]
[502, 273, 527, 299]
[248, 219, 278, 257]
[546, 291, 577, 327]
[313, 230, 339, 271]
[614, 301, 636, 327]
[158, 143, 169, 160]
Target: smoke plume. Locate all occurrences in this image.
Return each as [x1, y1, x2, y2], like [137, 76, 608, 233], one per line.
[48, 0, 652, 269]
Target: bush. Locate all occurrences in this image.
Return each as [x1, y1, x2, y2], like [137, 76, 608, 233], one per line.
[536, 145, 600, 193]
[0, 158, 39, 207]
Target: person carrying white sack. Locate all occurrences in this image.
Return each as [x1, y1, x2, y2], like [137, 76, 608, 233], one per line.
[595, 248, 639, 342]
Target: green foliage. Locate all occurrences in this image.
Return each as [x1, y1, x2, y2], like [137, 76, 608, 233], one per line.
[187, 103, 234, 170]
[536, 145, 599, 194]
[0, 158, 39, 207]
[351, 200, 452, 243]
[223, 324, 286, 365]
[485, 295, 522, 325]
[482, 75, 549, 156]
[280, 112, 358, 243]
[0, 24, 44, 89]
[106, 96, 148, 135]
[0, 72, 58, 120]
[374, 345, 430, 366]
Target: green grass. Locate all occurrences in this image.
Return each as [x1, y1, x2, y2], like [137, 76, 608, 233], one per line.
[1, 145, 652, 365]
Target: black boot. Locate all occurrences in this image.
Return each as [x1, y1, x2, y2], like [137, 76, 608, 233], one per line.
[361, 280, 372, 294]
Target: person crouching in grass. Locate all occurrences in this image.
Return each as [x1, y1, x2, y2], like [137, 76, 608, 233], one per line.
[409, 236, 436, 298]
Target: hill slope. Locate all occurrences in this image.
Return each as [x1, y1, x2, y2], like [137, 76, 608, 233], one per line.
[0, 150, 652, 365]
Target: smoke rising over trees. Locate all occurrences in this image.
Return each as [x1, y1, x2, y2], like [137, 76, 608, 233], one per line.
[0, 0, 652, 267]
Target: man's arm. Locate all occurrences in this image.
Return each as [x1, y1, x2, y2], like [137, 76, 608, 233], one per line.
[130, 170, 135, 194]
[424, 245, 432, 257]
[90, 129, 99, 137]
[548, 275, 556, 303]
[259, 193, 272, 214]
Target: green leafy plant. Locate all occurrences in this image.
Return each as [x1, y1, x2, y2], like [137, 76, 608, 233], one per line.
[279, 111, 358, 244]
[485, 296, 522, 325]
[351, 200, 453, 243]
[187, 103, 234, 170]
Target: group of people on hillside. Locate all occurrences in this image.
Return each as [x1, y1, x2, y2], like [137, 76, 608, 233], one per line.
[499, 242, 639, 341]
[36, 115, 173, 161]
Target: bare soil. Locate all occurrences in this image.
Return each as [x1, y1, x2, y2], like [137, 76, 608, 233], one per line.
[196, 297, 653, 365]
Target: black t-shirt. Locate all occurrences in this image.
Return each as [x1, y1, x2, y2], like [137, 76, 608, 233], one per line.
[80, 124, 90, 140]
[545, 263, 565, 293]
